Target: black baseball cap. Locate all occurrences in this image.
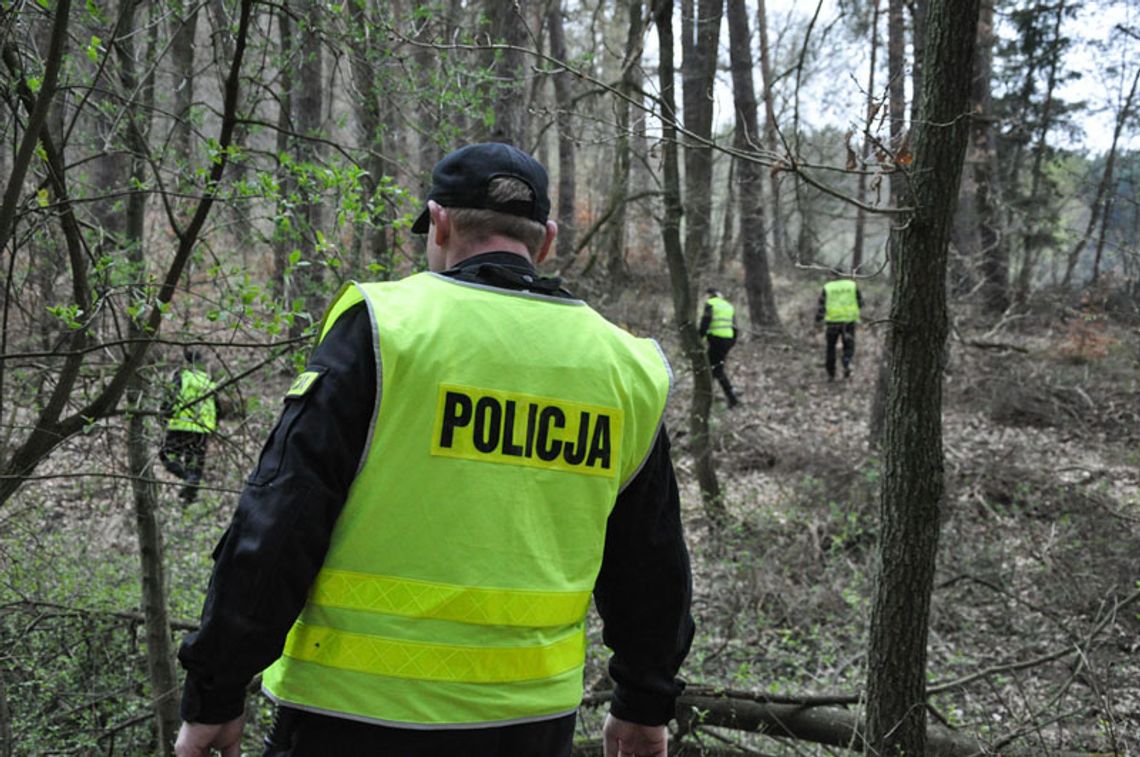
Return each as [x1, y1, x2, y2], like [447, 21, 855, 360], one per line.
[411, 143, 551, 234]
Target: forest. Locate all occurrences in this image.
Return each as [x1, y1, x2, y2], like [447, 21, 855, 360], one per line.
[0, 0, 1137, 754]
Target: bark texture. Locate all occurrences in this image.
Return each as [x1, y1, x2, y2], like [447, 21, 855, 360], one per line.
[653, 0, 723, 524]
[680, 0, 725, 274]
[547, 1, 578, 262]
[726, 0, 780, 329]
[865, 0, 980, 754]
[853, 0, 881, 272]
[480, 0, 529, 145]
[972, 0, 1008, 314]
[117, 4, 180, 748]
[756, 0, 785, 266]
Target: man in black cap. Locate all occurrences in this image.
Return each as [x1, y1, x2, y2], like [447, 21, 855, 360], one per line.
[175, 143, 694, 757]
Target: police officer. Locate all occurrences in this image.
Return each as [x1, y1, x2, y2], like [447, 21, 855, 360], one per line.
[699, 288, 740, 408]
[175, 143, 694, 757]
[161, 349, 217, 502]
[815, 270, 864, 381]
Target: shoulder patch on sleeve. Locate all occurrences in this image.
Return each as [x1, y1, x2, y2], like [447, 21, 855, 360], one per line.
[285, 369, 325, 400]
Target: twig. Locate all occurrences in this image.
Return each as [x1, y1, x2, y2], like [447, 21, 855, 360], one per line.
[0, 600, 198, 632]
[926, 587, 1140, 695]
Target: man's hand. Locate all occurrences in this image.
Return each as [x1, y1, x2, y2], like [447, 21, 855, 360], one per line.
[602, 713, 668, 757]
[175, 717, 244, 757]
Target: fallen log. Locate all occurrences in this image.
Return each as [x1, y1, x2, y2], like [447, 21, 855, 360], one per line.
[676, 695, 982, 755]
[572, 695, 1103, 756]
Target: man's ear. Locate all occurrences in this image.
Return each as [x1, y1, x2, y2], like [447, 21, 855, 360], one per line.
[535, 220, 558, 264]
[429, 201, 449, 246]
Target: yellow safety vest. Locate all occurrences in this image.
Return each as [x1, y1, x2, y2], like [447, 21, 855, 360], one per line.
[167, 369, 216, 433]
[262, 272, 671, 728]
[823, 279, 860, 323]
[706, 296, 735, 338]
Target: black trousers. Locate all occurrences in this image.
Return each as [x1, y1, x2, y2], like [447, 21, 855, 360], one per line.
[824, 322, 857, 377]
[706, 335, 739, 405]
[160, 429, 208, 500]
[263, 707, 576, 757]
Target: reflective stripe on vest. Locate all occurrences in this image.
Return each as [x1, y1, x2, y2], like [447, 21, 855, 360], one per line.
[307, 569, 592, 627]
[167, 369, 216, 433]
[823, 279, 860, 323]
[706, 296, 735, 338]
[281, 621, 586, 683]
[263, 273, 671, 727]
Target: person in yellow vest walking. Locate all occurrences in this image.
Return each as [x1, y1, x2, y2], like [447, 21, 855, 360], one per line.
[161, 349, 217, 503]
[815, 271, 864, 381]
[175, 143, 694, 757]
[699, 288, 741, 408]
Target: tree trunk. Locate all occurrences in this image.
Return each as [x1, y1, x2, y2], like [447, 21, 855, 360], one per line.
[117, 4, 180, 749]
[1014, 0, 1066, 305]
[480, 0, 529, 145]
[170, 0, 199, 169]
[547, 0, 578, 263]
[295, 0, 325, 331]
[717, 157, 736, 272]
[865, 0, 979, 754]
[868, 0, 908, 445]
[652, 0, 723, 525]
[346, 2, 391, 278]
[0, 0, 71, 263]
[681, 0, 725, 274]
[1062, 65, 1138, 287]
[272, 5, 295, 296]
[853, 0, 881, 273]
[604, 0, 644, 289]
[888, 0, 906, 162]
[726, 0, 780, 330]
[0, 666, 10, 757]
[909, 0, 927, 124]
[756, 0, 785, 266]
[973, 0, 1007, 315]
[1090, 179, 1118, 285]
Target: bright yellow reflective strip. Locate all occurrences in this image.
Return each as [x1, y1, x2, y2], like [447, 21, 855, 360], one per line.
[309, 569, 592, 628]
[282, 622, 586, 683]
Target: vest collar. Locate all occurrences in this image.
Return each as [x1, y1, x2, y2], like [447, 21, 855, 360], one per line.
[441, 252, 574, 298]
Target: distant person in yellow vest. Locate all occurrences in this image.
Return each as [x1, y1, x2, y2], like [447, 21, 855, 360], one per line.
[699, 288, 741, 408]
[161, 349, 217, 503]
[815, 270, 864, 381]
[175, 143, 694, 757]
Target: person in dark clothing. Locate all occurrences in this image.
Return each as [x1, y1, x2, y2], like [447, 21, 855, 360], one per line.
[699, 288, 740, 408]
[175, 144, 694, 757]
[161, 349, 217, 502]
[815, 273, 865, 381]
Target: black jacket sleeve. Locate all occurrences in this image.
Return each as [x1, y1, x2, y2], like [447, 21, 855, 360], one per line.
[178, 304, 374, 723]
[593, 428, 694, 725]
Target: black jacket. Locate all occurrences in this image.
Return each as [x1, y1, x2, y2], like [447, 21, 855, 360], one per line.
[178, 253, 694, 728]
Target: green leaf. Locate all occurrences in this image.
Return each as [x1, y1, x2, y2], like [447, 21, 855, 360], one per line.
[86, 35, 102, 64]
